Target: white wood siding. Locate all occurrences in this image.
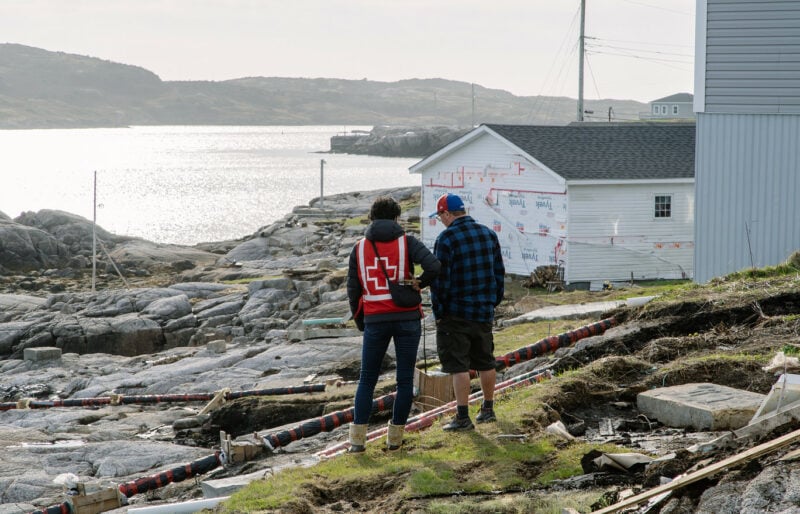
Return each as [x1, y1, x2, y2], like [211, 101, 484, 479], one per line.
[567, 182, 695, 283]
[694, 112, 800, 282]
[418, 132, 568, 276]
[704, 0, 800, 113]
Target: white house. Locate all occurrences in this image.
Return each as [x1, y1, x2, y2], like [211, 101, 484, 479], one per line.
[410, 123, 696, 286]
[694, 0, 800, 282]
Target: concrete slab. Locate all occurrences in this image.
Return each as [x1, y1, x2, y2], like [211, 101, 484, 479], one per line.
[23, 346, 62, 362]
[201, 454, 319, 498]
[637, 383, 765, 431]
[287, 328, 362, 341]
[201, 468, 274, 498]
[502, 296, 656, 326]
[502, 301, 623, 326]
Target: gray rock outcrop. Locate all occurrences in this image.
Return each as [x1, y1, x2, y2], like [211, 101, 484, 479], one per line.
[0, 217, 69, 272]
[0, 209, 220, 278]
[329, 125, 469, 157]
[0, 186, 426, 508]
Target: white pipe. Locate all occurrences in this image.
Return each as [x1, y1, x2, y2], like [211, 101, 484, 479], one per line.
[626, 295, 656, 308]
[126, 496, 230, 514]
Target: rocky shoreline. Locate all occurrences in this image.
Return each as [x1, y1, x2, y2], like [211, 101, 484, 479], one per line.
[0, 186, 430, 511]
[4, 188, 800, 513]
[328, 125, 469, 157]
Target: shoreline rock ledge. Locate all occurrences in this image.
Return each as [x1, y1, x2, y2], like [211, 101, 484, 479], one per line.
[0, 186, 431, 510]
[329, 125, 469, 157]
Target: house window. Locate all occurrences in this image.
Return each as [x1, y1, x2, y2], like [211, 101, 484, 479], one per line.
[661, 105, 668, 115]
[655, 195, 672, 218]
[652, 105, 660, 115]
[672, 105, 679, 115]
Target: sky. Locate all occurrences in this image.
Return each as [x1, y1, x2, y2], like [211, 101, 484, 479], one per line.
[0, 0, 695, 103]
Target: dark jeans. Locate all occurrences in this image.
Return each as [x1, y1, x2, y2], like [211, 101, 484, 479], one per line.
[354, 319, 421, 425]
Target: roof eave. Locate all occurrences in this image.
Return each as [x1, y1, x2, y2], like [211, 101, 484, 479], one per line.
[409, 126, 489, 174]
[566, 177, 695, 186]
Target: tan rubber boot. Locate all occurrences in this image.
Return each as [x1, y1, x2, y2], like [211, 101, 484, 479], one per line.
[348, 423, 367, 453]
[387, 421, 405, 451]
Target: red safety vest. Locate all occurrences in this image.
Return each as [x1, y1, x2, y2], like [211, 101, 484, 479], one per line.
[356, 236, 419, 316]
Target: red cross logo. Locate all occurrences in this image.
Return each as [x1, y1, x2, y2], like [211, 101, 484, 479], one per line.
[365, 257, 397, 291]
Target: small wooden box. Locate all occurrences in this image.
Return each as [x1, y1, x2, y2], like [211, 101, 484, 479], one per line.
[414, 368, 454, 409]
[70, 486, 121, 514]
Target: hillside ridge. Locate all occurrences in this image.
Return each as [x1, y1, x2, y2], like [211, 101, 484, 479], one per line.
[0, 43, 647, 129]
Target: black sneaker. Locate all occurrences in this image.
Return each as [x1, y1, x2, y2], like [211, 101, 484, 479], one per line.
[476, 409, 496, 423]
[442, 416, 474, 431]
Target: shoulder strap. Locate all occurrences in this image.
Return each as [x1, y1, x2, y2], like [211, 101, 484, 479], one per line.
[370, 237, 413, 284]
[369, 239, 393, 283]
[403, 235, 413, 276]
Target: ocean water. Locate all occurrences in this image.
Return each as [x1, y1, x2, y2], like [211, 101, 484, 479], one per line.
[1, 126, 419, 245]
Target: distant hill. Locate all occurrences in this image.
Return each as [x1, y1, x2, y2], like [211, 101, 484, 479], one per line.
[0, 44, 647, 129]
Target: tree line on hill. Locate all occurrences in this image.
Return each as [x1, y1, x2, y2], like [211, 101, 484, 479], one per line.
[0, 43, 647, 129]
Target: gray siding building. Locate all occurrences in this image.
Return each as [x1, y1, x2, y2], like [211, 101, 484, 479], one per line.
[694, 0, 800, 282]
[641, 93, 695, 120]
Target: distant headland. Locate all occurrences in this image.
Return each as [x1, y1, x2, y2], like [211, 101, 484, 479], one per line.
[0, 43, 646, 130]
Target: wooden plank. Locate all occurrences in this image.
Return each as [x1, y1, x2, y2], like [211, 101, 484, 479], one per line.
[70, 487, 121, 514]
[591, 427, 800, 514]
[199, 388, 230, 415]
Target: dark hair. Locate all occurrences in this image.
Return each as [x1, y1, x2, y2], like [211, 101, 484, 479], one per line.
[368, 196, 401, 221]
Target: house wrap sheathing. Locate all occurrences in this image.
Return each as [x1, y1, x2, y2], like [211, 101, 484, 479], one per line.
[410, 123, 696, 285]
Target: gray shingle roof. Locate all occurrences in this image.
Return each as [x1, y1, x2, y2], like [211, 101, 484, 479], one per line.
[652, 92, 693, 103]
[483, 123, 696, 181]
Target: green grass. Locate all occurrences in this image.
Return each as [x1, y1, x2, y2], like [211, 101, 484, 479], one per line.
[502, 277, 693, 308]
[219, 261, 799, 512]
[493, 319, 595, 356]
[342, 215, 369, 228]
[220, 385, 630, 513]
[422, 490, 606, 514]
[722, 261, 800, 281]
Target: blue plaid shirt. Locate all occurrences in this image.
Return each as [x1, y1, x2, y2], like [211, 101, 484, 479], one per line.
[431, 215, 505, 322]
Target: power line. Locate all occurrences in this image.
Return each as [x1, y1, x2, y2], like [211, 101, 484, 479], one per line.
[587, 36, 693, 49]
[584, 54, 603, 100]
[587, 49, 693, 67]
[586, 41, 693, 58]
[617, 0, 692, 15]
[526, 3, 582, 123]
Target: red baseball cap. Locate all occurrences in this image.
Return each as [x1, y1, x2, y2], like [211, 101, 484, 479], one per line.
[429, 193, 466, 218]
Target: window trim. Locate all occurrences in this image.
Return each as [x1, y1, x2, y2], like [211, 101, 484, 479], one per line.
[660, 105, 668, 115]
[672, 105, 679, 115]
[652, 104, 660, 114]
[654, 194, 673, 219]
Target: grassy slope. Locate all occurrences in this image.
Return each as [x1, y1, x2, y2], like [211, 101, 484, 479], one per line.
[218, 257, 800, 513]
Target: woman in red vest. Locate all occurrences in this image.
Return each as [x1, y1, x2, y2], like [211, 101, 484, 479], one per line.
[346, 196, 440, 452]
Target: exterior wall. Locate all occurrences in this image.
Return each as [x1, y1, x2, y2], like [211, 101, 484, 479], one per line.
[694, 113, 800, 282]
[641, 102, 695, 120]
[703, 0, 800, 114]
[417, 133, 568, 276]
[567, 182, 695, 283]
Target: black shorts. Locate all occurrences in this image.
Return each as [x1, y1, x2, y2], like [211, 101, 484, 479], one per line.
[436, 316, 495, 373]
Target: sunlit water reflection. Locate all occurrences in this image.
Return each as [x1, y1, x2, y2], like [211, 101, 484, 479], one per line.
[1, 126, 419, 245]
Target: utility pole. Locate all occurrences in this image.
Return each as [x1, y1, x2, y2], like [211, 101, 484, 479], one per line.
[319, 159, 326, 208]
[577, 0, 586, 122]
[471, 83, 476, 127]
[92, 171, 96, 292]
